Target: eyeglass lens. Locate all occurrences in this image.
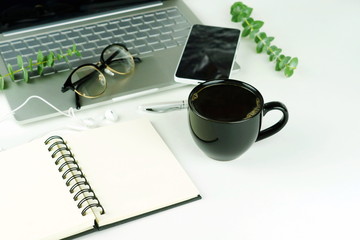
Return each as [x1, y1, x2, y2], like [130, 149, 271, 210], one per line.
[101, 45, 135, 75]
[71, 65, 106, 97]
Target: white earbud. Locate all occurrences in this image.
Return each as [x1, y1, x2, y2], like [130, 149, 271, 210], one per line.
[81, 117, 98, 128]
[104, 109, 119, 122]
[80, 109, 119, 128]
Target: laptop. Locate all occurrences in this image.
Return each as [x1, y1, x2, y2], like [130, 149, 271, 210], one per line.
[0, 0, 201, 123]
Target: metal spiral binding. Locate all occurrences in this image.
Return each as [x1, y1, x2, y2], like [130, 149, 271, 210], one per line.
[44, 135, 105, 216]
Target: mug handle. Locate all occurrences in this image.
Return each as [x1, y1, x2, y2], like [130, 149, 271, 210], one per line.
[255, 101, 289, 142]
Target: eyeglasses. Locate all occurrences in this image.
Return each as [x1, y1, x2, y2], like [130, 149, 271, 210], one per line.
[61, 43, 141, 109]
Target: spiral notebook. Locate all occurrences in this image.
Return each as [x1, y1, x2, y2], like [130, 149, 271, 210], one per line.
[0, 118, 201, 240]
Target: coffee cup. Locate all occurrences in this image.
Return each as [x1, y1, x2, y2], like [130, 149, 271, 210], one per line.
[188, 79, 289, 161]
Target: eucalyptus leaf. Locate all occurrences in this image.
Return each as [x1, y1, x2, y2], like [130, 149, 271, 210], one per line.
[17, 55, 24, 69]
[47, 52, 55, 67]
[37, 50, 44, 63]
[264, 36, 274, 46]
[249, 29, 259, 39]
[28, 58, 34, 72]
[7, 64, 15, 81]
[288, 57, 298, 68]
[74, 50, 82, 57]
[284, 67, 294, 77]
[255, 32, 267, 43]
[267, 45, 278, 55]
[278, 56, 291, 70]
[230, 2, 253, 22]
[242, 17, 253, 28]
[242, 27, 251, 37]
[37, 64, 44, 75]
[22, 68, 29, 82]
[56, 54, 63, 61]
[252, 20, 264, 30]
[0, 75, 4, 90]
[256, 41, 265, 53]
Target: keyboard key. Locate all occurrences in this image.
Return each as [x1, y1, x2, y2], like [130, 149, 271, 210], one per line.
[133, 39, 146, 47]
[99, 32, 113, 40]
[137, 45, 152, 54]
[67, 31, 80, 39]
[53, 34, 67, 42]
[73, 37, 88, 45]
[12, 41, 27, 50]
[0, 43, 13, 53]
[151, 42, 166, 51]
[79, 29, 93, 36]
[93, 26, 106, 34]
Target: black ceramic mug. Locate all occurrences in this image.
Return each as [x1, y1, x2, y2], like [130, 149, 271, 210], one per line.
[188, 79, 289, 161]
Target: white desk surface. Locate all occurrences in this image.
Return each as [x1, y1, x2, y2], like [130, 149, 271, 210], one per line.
[1, 0, 360, 239]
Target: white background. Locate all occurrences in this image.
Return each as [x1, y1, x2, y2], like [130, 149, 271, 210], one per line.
[1, 0, 360, 239]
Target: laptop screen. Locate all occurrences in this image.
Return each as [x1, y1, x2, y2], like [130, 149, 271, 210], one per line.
[0, 0, 159, 33]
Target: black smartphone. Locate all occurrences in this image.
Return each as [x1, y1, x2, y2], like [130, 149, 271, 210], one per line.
[174, 24, 241, 84]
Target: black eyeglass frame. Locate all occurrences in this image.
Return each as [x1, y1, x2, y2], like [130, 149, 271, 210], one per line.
[61, 43, 141, 109]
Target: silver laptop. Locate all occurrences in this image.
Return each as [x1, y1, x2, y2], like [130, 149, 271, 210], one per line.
[0, 0, 201, 123]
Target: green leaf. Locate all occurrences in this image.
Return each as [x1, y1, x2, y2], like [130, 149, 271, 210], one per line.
[268, 46, 282, 61]
[230, 2, 253, 22]
[267, 45, 278, 55]
[47, 52, 55, 67]
[255, 32, 267, 43]
[249, 29, 259, 39]
[0, 75, 4, 90]
[67, 48, 73, 56]
[56, 54, 63, 61]
[74, 50, 82, 57]
[28, 58, 34, 72]
[284, 67, 294, 77]
[242, 26, 251, 37]
[37, 50, 44, 63]
[288, 57, 299, 68]
[264, 36, 274, 46]
[242, 17, 254, 28]
[22, 68, 29, 82]
[37, 65, 44, 75]
[7, 64, 15, 81]
[277, 56, 291, 71]
[256, 41, 265, 53]
[252, 20, 264, 30]
[17, 55, 24, 69]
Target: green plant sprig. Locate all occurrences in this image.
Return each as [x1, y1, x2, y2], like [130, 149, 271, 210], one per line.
[0, 44, 81, 90]
[230, 2, 298, 77]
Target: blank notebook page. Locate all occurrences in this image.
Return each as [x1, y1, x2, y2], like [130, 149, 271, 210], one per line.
[64, 118, 200, 226]
[0, 138, 95, 240]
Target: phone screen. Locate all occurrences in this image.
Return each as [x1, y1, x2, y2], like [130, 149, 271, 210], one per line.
[175, 24, 241, 83]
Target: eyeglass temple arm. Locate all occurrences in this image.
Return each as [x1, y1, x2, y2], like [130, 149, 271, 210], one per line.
[75, 92, 81, 110]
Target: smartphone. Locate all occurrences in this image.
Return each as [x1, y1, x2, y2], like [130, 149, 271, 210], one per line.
[174, 24, 241, 84]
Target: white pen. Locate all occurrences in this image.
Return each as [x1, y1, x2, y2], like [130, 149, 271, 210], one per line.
[139, 100, 188, 113]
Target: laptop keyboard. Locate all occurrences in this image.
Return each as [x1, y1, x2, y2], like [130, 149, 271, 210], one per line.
[0, 7, 191, 80]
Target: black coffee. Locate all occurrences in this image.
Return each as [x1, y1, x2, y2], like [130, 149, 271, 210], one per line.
[191, 83, 261, 122]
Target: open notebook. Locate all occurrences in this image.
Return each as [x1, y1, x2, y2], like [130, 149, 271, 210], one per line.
[0, 118, 200, 240]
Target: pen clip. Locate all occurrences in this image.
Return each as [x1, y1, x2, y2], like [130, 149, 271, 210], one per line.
[139, 100, 188, 113]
